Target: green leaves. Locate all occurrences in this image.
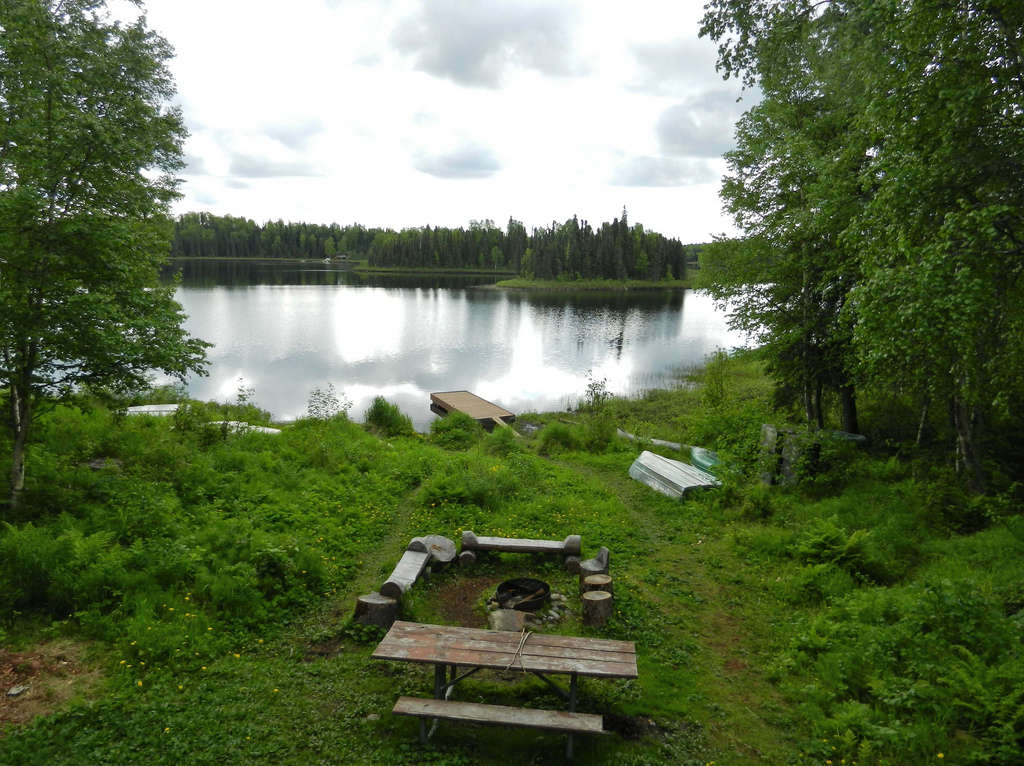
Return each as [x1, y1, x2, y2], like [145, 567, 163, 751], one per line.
[701, 1, 1024, 481]
[1, 1, 207, 501]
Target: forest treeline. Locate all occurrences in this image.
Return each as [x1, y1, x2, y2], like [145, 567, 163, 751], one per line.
[170, 211, 698, 281]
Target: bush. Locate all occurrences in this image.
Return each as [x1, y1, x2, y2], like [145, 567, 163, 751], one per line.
[580, 413, 617, 453]
[418, 454, 519, 512]
[364, 396, 414, 437]
[482, 424, 522, 456]
[429, 411, 482, 450]
[536, 422, 579, 455]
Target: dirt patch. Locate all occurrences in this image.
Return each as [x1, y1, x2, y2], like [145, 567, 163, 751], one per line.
[1, 641, 103, 729]
[602, 713, 661, 740]
[436, 575, 502, 628]
[303, 638, 344, 661]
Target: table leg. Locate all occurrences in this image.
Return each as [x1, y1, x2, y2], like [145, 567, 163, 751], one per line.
[566, 672, 578, 760]
[434, 664, 446, 699]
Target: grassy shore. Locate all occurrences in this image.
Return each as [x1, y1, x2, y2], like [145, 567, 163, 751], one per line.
[493, 277, 690, 291]
[1, 352, 1021, 765]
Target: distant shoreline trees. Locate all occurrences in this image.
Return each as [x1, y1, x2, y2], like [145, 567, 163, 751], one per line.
[171, 211, 700, 282]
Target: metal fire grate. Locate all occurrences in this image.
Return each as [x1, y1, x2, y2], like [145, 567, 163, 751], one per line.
[494, 578, 550, 611]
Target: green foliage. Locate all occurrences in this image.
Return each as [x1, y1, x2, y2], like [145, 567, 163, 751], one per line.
[417, 453, 520, 513]
[536, 422, 579, 455]
[0, 0, 209, 503]
[428, 412, 482, 450]
[481, 424, 521, 457]
[306, 383, 352, 420]
[700, 0, 1024, 487]
[363, 396, 414, 437]
[1, 354, 1022, 765]
[580, 369, 612, 411]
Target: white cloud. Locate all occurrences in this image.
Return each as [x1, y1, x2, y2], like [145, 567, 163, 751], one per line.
[123, 0, 741, 241]
[413, 142, 502, 179]
[611, 157, 717, 187]
[391, 0, 585, 88]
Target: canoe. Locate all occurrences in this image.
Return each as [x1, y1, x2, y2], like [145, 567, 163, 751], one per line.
[628, 450, 720, 500]
[690, 446, 721, 473]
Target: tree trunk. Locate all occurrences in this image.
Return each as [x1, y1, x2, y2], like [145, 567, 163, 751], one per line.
[839, 385, 860, 435]
[915, 401, 929, 447]
[952, 397, 985, 493]
[8, 383, 32, 511]
[803, 380, 815, 424]
[815, 380, 824, 429]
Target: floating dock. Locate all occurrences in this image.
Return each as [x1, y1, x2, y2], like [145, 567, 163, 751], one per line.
[430, 391, 515, 430]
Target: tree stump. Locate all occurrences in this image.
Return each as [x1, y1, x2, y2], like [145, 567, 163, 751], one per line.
[353, 592, 398, 628]
[581, 590, 613, 627]
[564, 555, 581, 574]
[458, 549, 477, 567]
[581, 574, 613, 595]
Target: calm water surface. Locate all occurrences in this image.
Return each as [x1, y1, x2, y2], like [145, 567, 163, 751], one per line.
[164, 260, 746, 430]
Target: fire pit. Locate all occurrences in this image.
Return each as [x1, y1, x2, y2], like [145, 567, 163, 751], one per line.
[495, 577, 550, 611]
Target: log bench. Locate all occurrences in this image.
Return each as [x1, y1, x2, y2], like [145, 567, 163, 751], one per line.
[379, 550, 430, 599]
[459, 530, 582, 570]
[392, 696, 604, 758]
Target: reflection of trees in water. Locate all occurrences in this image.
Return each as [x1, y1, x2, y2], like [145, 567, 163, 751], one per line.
[172, 274, 734, 428]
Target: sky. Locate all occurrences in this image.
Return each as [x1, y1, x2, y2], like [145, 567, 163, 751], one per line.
[115, 0, 757, 243]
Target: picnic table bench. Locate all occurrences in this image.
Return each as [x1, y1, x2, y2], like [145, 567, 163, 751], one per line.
[372, 620, 637, 759]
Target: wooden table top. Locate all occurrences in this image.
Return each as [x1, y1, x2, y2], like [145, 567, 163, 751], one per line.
[371, 621, 638, 679]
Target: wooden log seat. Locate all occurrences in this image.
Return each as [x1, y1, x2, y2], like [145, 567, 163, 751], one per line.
[380, 550, 430, 599]
[578, 546, 610, 583]
[407, 535, 456, 566]
[582, 590, 614, 627]
[353, 592, 399, 628]
[459, 531, 582, 568]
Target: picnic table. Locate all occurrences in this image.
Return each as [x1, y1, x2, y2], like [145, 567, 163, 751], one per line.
[372, 620, 638, 759]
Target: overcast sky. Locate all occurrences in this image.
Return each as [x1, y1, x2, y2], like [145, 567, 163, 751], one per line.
[117, 0, 756, 243]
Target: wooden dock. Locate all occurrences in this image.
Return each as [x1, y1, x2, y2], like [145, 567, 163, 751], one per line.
[429, 391, 515, 430]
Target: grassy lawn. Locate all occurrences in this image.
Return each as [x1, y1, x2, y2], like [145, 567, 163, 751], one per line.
[1, 354, 1021, 765]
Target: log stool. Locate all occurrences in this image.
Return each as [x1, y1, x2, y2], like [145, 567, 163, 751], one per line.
[581, 573, 613, 595]
[353, 592, 398, 628]
[582, 590, 613, 627]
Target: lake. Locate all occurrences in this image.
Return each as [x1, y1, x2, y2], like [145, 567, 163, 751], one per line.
[163, 260, 747, 430]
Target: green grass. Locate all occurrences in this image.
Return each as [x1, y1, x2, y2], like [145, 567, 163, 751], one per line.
[1, 358, 1022, 765]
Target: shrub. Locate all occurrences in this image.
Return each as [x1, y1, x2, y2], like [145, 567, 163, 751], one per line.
[418, 454, 518, 511]
[429, 411, 482, 450]
[482, 424, 522, 456]
[306, 383, 352, 420]
[537, 422, 579, 455]
[580, 413, 617, 453]
[364, 396, 414, 437]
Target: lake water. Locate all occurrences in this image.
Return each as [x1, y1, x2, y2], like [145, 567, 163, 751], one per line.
[163, 260, 747, 430]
